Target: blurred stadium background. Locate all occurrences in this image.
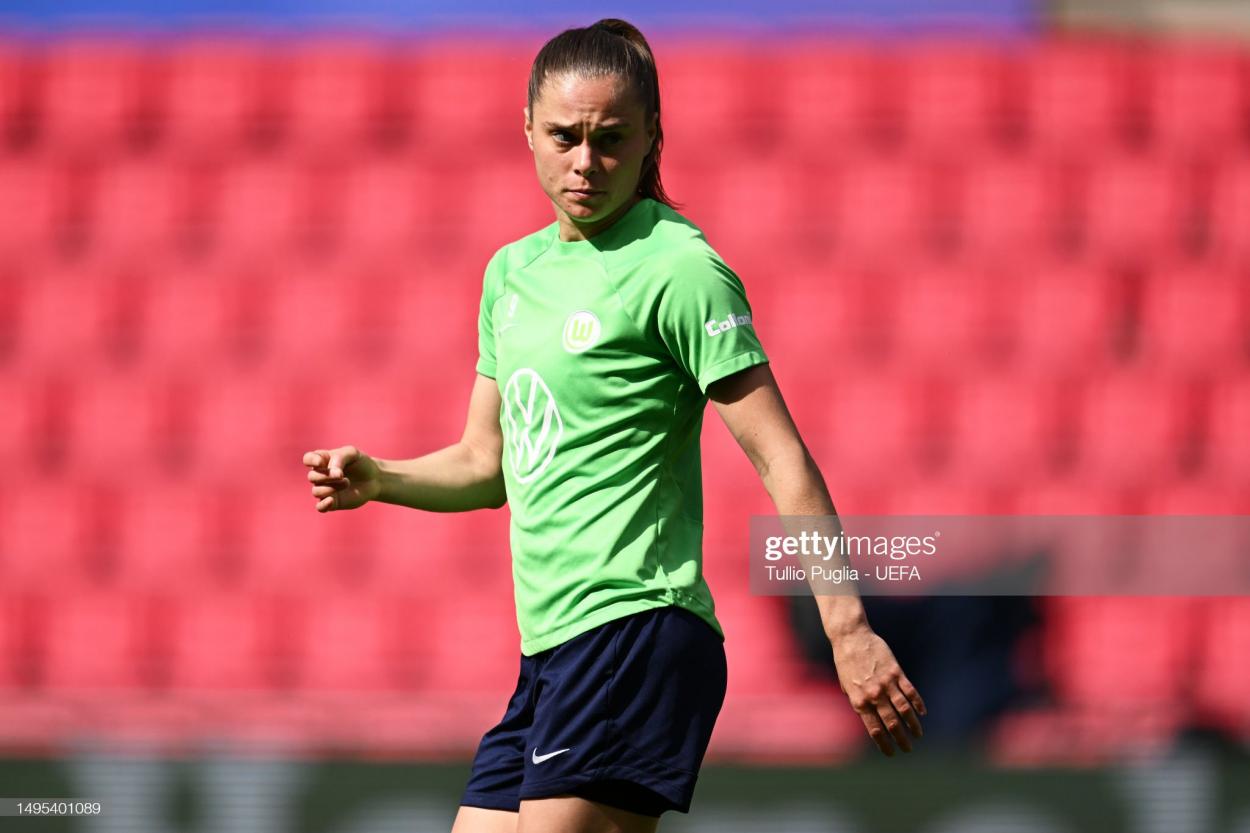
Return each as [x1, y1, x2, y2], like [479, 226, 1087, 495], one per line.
[1, 0, 1249, 831]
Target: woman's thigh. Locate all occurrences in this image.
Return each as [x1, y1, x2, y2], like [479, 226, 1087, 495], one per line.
[517, 796, 659, 833]
[451, 805, 518, 833]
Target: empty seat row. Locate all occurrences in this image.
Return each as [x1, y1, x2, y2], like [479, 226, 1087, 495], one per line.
[1040, 596, 1250, 736]
[0, 152, 547, 261]
[0, 39, 1246, 159]
[789, 372, 1250, 487]
[3, 470, 1246, 596]
[0, 589, 518, 692]
[4, 153, 1250, 263]
[2, 253, 1243, 377]
[3, 590, 1248, 738]
[0, 477, 513, 593]
[750, 258, 1249, 373]
[1, 367, 1247, 495]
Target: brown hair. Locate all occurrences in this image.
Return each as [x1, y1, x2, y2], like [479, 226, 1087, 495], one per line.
[527, 18, 677, 209]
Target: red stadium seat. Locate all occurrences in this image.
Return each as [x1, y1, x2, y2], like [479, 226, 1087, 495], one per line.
[1008, 477, 1138, 593]
[678, 159, 807, 260]
[34, 39, 154, 156]
[59, 371, 182, 480]
[1019, 41, 1139, 157]
[1195, 597, 1250, 735]
[303, 370, 427, 464]
[370, 502, 508, 593]
[455, 155, 560, 257]
[1206, 159, 1250, 263]
[0, 39, 33, 145]
[1203, 375, 1250, 485]
[256, 257, 384, 372]
[34, 593, 159, 690]
[831, 158, 939, 260]
[1077, 156, 1194, 262]
[944, 375, 1065, 486]
[773, 44, 885, 156]
[1135, 263, 1248, 372]
[878, 476, 1013, 585]
[1141, 478, 1250, 515]
[135, 256, 258, 374]
[235, 485, 384, 593]
[290, 593, 408, 691]
[822, 373, 934, 487]
[184, 370, 304, 478]
[894, 43, 1011, 157]
[1145, 44, 1247, 159]
[321, 155, 440, 260]
[1139, 481, 1248, 595]
[0, 480, 102, 592]
[716, 593, 810, 696]
[274, 39, 394, 157]
[661, 46, 780, 160]
[10, 258, 135, 372]
[167, 593, 282, 690]
[1041, 596, 1196, 709]
[421, 594, 519, 694]
[202, 158, 322, 261]
[1072, 371, 1193, 486]
[384, 252, 484, 374]
[82, 156, 199, 259]
[883, 475, 1006, 513]
[0, 155, 75, 259]
[106, 482, 226, 593]
[1010, 477, 1133, 515]
[155, 39, 277, 157]
[756, 261, 889, 373]
[1002, 258, 1123, 374]
[0, 595, 29, 691]
[884, 259, 1005, 370]
[954, 157, 1070, 257]
[398, 42, 531, 154]
[0, 371, 53, 476]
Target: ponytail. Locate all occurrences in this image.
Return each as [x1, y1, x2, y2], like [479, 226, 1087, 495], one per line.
[527, 18, 677, 209]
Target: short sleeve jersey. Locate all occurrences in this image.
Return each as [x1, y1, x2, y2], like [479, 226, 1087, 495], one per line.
[476, 197, 769, 655]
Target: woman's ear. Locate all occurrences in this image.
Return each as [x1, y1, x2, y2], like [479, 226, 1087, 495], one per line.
[524, 106, 533, 150]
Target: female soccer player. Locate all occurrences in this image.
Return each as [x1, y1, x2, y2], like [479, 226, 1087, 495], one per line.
[303, 18, 925, 833]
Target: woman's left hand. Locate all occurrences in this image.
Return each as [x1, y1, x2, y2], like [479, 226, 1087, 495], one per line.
[829, 625, 927, 757]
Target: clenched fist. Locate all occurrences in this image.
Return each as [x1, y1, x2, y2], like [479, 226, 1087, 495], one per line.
[303, 445, 382, 512]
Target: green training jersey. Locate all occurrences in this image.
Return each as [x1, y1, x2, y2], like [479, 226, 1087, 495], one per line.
[475, 197, 769, 654]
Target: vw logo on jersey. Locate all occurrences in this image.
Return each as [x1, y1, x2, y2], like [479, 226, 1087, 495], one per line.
[561, 310, 601, 354]
[502, 368, 564, 483]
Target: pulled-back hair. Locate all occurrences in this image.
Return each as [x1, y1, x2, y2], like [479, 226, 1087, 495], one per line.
[527, 18, 677, 209]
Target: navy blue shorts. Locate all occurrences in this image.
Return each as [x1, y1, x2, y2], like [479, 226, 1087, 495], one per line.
[460, 604, 727, 817]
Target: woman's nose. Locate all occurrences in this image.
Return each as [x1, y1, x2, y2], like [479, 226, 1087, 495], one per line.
[573, 139, 599, 175]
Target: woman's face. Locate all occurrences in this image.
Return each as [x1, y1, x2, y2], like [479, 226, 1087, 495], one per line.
[525, 72, 658, 241]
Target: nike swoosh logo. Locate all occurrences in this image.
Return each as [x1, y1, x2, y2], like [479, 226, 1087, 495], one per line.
[499, 323, 520, 334]
[531, 747, 570, 764]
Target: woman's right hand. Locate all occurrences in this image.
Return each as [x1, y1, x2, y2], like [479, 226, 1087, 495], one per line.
[303, 445, 382, 512]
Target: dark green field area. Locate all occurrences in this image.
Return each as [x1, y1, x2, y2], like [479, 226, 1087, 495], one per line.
[1, 740, 1247, 833]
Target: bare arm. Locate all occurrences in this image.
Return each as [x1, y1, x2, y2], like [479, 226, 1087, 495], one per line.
[376, 373, 506, 512]
[305, 373, 506, 513]
[708, 363, 926, 756]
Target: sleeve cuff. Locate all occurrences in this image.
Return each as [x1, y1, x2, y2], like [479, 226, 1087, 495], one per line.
[696, 351, 769, 394]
